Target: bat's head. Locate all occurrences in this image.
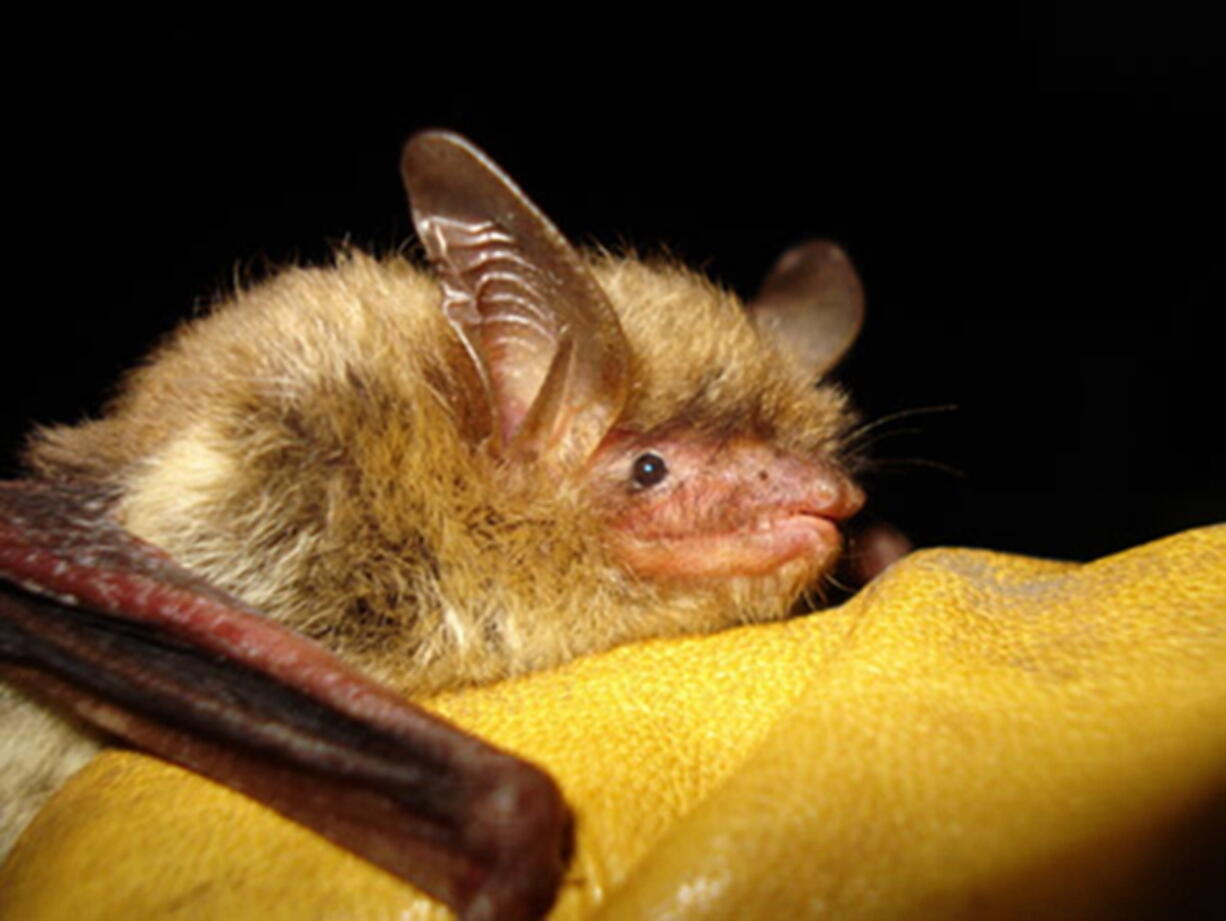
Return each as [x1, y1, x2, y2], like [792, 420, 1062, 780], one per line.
[398, 133, 866, 681]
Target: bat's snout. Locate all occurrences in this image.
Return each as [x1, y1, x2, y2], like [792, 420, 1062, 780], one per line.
[771, 453, 864, 524]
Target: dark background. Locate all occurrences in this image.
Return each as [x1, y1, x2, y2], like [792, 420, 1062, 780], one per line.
[5, 17, 1222, 562]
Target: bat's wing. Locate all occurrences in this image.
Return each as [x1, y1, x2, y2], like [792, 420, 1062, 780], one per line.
[0, 480, 571, 921]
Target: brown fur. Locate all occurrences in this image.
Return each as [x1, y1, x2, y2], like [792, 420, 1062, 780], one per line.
[2, 127, 871, 865]
[26, 250, 853, 695]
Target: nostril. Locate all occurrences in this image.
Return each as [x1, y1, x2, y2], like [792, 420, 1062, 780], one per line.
[809, 476, 865, 522]
[842, 482, 867, 519]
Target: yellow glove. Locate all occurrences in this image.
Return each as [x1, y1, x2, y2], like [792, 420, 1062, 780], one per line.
[3, 526, 1224, 919]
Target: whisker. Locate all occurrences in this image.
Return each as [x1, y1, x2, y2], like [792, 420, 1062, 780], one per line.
[845, 426, 926, 456]
[823, 570, 855, 595]
[859, 457, 966, 478]
[793, 579, 832, 614]
[843, 404, 958, 451]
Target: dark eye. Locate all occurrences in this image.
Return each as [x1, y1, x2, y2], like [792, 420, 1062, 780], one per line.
[631, 452, 669, 489]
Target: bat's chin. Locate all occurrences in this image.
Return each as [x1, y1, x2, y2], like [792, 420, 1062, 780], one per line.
[611, 512, 844, 582]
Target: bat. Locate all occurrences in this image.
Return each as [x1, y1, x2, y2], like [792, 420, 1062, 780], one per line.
[1, 131, 874, 919]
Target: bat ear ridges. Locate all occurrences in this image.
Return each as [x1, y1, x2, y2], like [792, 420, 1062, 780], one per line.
[402, 131, 631, 468]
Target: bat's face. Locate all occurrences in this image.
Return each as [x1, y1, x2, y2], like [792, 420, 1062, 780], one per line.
[589, 428, 862, 582]
[577, 256, 863, 605]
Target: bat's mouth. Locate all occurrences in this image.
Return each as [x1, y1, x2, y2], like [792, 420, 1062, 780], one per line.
[610, 509, 847, 581]
[595, 432, 864, 583]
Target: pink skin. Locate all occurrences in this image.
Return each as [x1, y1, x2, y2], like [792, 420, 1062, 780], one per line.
[589, 430, 864, 582]
[840, 520, 914, 586]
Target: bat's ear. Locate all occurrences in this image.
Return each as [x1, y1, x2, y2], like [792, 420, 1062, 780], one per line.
[746, 240, 865, 379]
[402, 131, 631, 468]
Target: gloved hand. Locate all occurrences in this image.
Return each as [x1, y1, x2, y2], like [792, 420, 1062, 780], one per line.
[3, 526, 1224, 920]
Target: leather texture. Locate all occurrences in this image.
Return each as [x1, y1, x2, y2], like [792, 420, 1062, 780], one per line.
[3, 525, 1224, 919]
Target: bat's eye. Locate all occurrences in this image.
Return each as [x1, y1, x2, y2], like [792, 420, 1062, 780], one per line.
[631, 452, 669, 489]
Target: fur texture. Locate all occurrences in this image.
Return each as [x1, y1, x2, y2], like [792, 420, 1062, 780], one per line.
[26, 250, 854, 695]
[0, 685, 99, 855]
[2, 132, 868, 866]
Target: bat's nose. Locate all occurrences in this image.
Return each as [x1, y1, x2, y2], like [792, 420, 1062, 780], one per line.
[822, 475, 865, 522]
[766, 453, 863, 523]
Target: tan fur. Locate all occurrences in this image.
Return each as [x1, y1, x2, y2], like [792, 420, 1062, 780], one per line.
[3, 248, 853, 856]
[0, 686, 101, 854]
[26, 250, 852, 695]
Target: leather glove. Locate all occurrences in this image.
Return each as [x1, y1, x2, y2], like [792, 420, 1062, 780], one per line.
[3, 526, 1224, 919]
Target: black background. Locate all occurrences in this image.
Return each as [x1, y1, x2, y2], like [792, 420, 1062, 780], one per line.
[5, 15, 1222, 563]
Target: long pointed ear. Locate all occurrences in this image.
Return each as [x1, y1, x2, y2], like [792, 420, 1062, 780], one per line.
[402, 131, 631, 467]
[747, 240, 865, 379]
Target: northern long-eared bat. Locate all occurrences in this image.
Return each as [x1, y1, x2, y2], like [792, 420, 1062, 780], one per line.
[1, 131, 872, 920]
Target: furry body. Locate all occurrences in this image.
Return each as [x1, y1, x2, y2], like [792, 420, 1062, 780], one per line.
[25, 251, 854, 695]
[2, 134, 862, 866]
